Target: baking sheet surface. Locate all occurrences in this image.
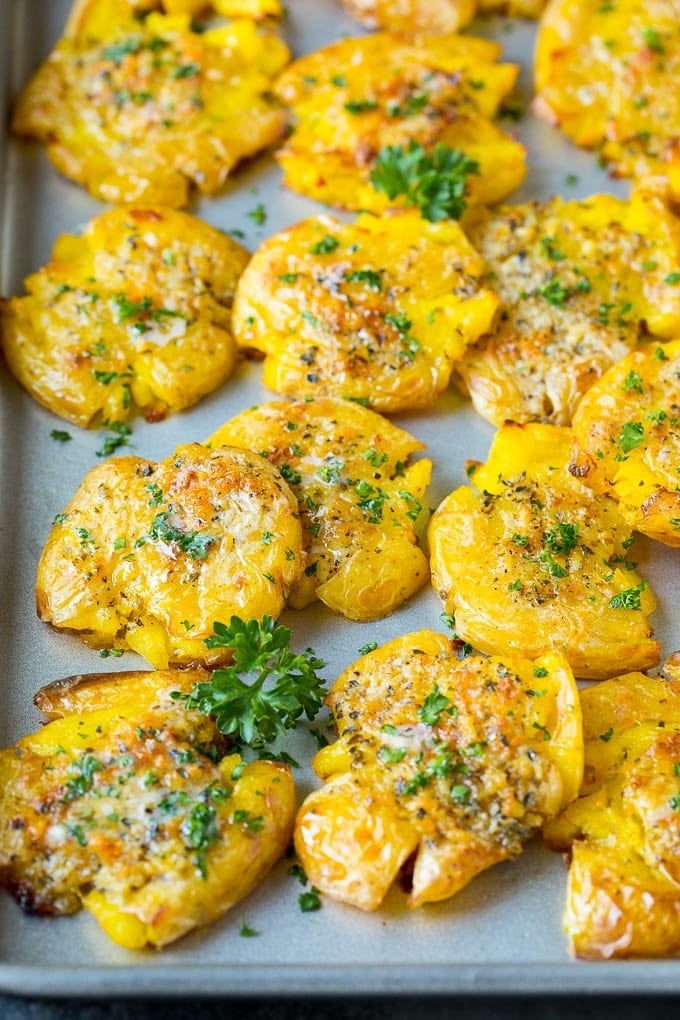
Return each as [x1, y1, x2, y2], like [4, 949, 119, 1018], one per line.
[0, 0, 679, 996]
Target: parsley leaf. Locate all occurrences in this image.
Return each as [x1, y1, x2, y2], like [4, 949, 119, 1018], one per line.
[299, 887, 322, 912]
[418, 684, 452, 727]
[618, 421, 645, 453]
[176, 617, 326, 749]
[609, 583, 647, 610]
[370, 141, 479, 222]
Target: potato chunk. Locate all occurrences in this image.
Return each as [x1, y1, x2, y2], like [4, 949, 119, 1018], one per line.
[36, 444, 304, 668]
[545, 655, 680, 958]
[0, 207, 249, 427]
[295, 630, 582, 910]
[209, 397, 431, 620]
[571, 340, 680, 547]
[0, 669, 294, 948]
[340, 0, 543, 31]
[11, 8, 289, 206]
[457, 191, 680, 426]
[273, 32, 525, 212]
[534, 0, 680, 198]
[232, 212, 498, 412]
[429, 423, 660, 679]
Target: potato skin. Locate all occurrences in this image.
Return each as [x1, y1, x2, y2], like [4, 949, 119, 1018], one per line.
[36, 444, 304, 668]
[0, 207, 249, 427]
[295, 630, 582, 911]
[209, 397, 431, 620]
[429, 423, 660, 679]
[534, 0, 680, 198]
[232, 211, 498, 413]
[273, 32, 525, 212]
[457, 191, 680, 426]
[0, 669, 295, 948]
[570, 340, 680, 547]
[11, 10, 288, 207]
[545, 659, 680, 958]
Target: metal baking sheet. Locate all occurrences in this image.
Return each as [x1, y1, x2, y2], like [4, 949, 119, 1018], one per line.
[0, 0, 679, 997]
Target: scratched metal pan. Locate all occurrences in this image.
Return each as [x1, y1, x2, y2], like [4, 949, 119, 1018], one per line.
[0, 0, 678, 997]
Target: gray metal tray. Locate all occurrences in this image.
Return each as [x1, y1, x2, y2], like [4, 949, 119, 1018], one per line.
[0, 0, 679, 998]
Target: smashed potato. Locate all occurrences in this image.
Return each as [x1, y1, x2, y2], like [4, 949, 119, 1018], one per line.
[340, 0, 476, 32]
[341, 0, 543, 32]
[0, 668, 294, 949]
[64, 0, 282, 34]
[295, 630, 582, 911]
[11, 8, 289, 206]
[545, 655, 680, 958]
[209, 397, 431, 620]
[0, 207, 249, 428]
[534, 0, 680, 198]
[428, 423, 660, 679]
[457, 191, 680, 426]
[232, 211, 498, 412]
[571, 340, 680, 547]
[36, 444, 304, 668]
[273, 32, 525, 213]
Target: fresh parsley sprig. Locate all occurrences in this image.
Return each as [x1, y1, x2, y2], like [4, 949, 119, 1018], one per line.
[177, 617, 326, 749]
[369, 141, 480, 222]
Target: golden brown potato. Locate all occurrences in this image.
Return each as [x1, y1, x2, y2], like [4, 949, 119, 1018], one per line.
[36, 444, 304, 668]
[208, 397, 431, 620]
[428, 423, 660, 679]
[0, 207, 249, 428]
[295, 630, 582, 910]
[232, 211, 498, 413]
[0, 668, 295, 949]
[273, 32, 525, 213]
[340, 0, 476, 32]
[11, 9, 289, 207]
[545, 654, 680, 958]
[571, 340, 680, 547]
[65, 0, 281, 33]
[457, 191, 680, 426]
[534, 0, 680, 199]
[340, 0, 543, 32]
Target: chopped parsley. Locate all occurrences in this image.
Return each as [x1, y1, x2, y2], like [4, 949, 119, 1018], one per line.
[172, 62, 200, 79]
[299, 887, 322, 912]
[310, 235, 340, 255]
[418, 684, 452, 727]
[148, 511, 215, 560]
[540, 236, 566, 262]
[181, 802, 219, 880]
[344, 98, 378, 115]
[609, 582, 647, 610]
[641, 27, 665, 53]
[622, 371, 644, 394]
[247, 204, 267, 227]
[358, 641, 378, 655]
[344, 269, 383, 291]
